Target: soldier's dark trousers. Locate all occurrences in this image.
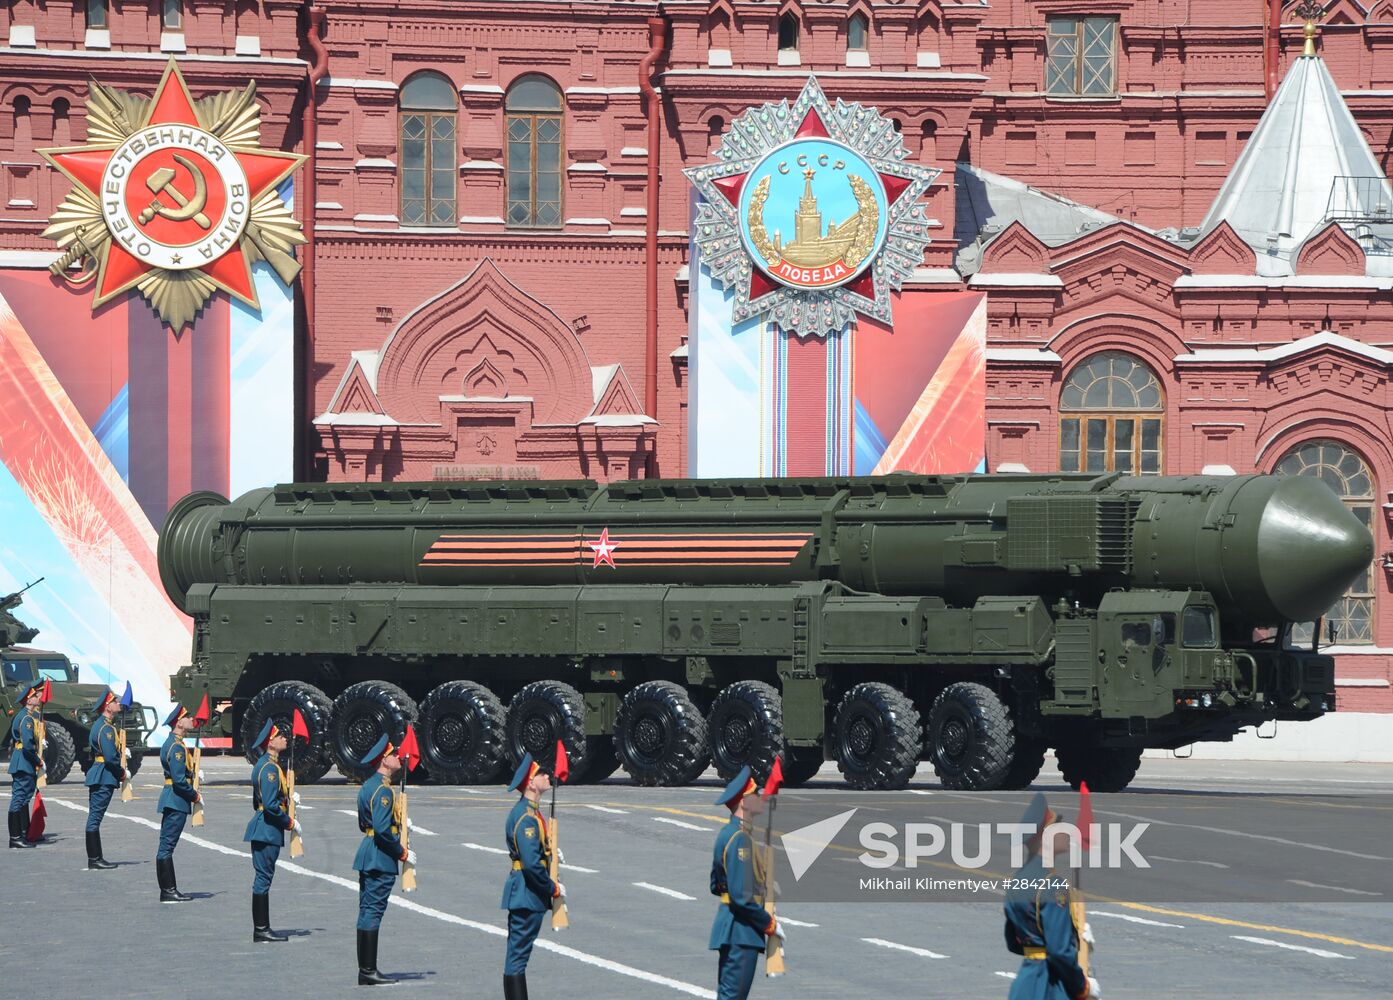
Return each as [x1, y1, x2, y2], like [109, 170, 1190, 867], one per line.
[86, 784, 114, 832]
[504, 909, 545, 975]
[716, 944, 760, 1000]
[357, 871, 395, 931]
[9, 772, 35, 814]
[252, 841, 280, 893]
[157, 808, 187, 860]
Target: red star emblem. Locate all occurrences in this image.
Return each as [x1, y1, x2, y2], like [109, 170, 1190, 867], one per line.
[587, 528, 620, 569]
[38, 59, 305, 323]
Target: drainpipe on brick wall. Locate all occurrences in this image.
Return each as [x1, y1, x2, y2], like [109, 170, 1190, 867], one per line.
[639, 15, 668, 447]
[300, 2, 329, 479]
[1266, 0, 1281, 99]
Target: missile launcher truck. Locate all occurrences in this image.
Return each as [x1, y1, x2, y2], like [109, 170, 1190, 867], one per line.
[158, 472, 1372, 792]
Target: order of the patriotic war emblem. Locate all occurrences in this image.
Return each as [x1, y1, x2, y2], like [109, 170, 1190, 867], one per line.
[38, 59, 307, 330]
[685, 77, 939, 338]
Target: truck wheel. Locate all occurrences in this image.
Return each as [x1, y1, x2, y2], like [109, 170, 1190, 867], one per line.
[41, 721, 77, 784]
[579, 736, 623, 784]
[242, 681, 335, 784]
[506, 681, 591, 782]
[418, 681, 506, 785]
[1055, 744, 1142, 792]
[615, 681, 710, 787]
[781, 747, 826, 787]
[330, 680, 418, 782]
[926, 682, 1013, 790]
[707, 681, 782, 783]
[833, 683, 920, 790]
[999, 738, 1046, 790]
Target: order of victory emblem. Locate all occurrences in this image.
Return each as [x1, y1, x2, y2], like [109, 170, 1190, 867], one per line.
[38, 59, 307, 329]
[686, 77, 939, 338]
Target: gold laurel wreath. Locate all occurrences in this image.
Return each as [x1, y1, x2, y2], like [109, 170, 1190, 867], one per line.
[745, 175, 781, 267]
[842, 174, 879, 271]
[43, 78, 305, 329]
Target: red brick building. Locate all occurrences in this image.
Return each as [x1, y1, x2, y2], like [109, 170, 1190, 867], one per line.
[1, 1, 1391, 714]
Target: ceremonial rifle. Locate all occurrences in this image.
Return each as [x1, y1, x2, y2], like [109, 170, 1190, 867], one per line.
[34, 679, 51, 789]
[118, 682, 134, 802]
[288, 708, 309, 857]
[548, 739, 570, 930]
[1073, 781, 1093, 978]
[399, 724, 419, 891]
[761, 758, 785, 977]
[190, 695, 210, 826]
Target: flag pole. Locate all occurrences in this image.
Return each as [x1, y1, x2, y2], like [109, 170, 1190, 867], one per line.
[549, 738, 570, 930]
[288, 713, 303, 857]
[762, 758, 785, 976]
[400, 724, 417, 892]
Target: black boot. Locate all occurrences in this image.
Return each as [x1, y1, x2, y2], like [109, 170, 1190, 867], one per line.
[87, 831, 116, 870]
[167, 858, 192, 901]
[156, 857, 187, 903]
[17, 808, 37, 846]
[8, 811, 32, 849]
[357, 928, 395, 985]
[253, 893, 288, 943]
[503, 974, 529, 1000]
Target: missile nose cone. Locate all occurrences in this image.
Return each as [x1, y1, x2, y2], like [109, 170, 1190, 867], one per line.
[1258, 476, 1374, 623]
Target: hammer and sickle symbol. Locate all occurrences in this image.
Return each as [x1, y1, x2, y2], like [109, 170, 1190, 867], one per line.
[138, 154, 212, 229]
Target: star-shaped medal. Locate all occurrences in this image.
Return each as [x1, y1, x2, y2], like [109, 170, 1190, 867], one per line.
[587, 527, 620, 569]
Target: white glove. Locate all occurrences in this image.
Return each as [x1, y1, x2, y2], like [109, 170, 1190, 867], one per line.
[292, 792, 301, 806]
[556, 847, 566, 865]
[291, 819, 303, 836]
[772, 921, 788, 948]
[1083, 922, 1096, 948]
[405, 817, 414, 831]
[41, 740, 49, 750]
[199, 769, 208, 784]
[404, 849, 417, 867]
[1086, 976, 1101, 1000]
[553, 881, 566, 900]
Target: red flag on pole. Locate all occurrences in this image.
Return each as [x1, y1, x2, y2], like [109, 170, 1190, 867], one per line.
[28, 792, 46, 841]
[39, 679, 52, 704]
[553, 739, 570, 784]
[399, 724, 420, 772]
[763, 757, 785, 798]
[192, 694, 211, 726]
[292, 708, 310, 742]
[1078, 781, 1094, 851]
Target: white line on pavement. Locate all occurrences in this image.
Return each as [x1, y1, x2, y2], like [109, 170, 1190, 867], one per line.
[1231, 935, 1354, 960]
[562, 863, 600, 874]
[462, 842, 509, 855]
[1152, 855, 1228, 869]
[861, 938, 947, 959]
[1286, 879, 1381, 897]
[44, 797, 715, 997]
[774, 916, 818, 928]
[1094, 808, 1393, 863]
[908, 790, 934, 796]
[584, 805, 628, 815]
[1090, 910, 1185, 928]
[297, 804, 314, 810]
[336, 809, 357, 817]
[633, 881, 697, 901]
[995, 971, 1017, 980]
[409, 825, 438, 837]
[653, 817, 711, 831]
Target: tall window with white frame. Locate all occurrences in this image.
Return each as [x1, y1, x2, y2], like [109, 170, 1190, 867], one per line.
[778, 12, 800, 53]
[87, 0, 109, 29]
[1046, 16, 1117, 96]
[1276, 441, 1376, 645]
[848, 12, 869, 51]
[399, 73, 458, 228]
[505, 75, 563, 229]
[162, 0, 183, 30]
[1058, 352, 1163, 474]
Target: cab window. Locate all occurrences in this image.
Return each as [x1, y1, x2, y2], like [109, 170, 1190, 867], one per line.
[1183, 607, 1216, 648]
[2, 658, 33, 683]
[1121, 622, 1151, 645]
[35, 659, 74, 682]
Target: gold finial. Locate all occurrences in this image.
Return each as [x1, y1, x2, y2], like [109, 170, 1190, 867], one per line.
[1295, 0, 1325, 58]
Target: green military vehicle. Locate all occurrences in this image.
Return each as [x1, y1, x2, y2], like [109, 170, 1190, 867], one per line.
[1, 580, 157, 782]
[158, 472, 1371, 792]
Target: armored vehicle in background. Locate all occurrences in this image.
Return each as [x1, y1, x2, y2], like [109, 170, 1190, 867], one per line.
[0, 581, 158, 782]
[159, 472, 1371, 792]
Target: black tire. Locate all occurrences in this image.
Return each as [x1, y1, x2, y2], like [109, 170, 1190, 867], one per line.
[999, 738, 1047, 790]
[833, 683, 921, 790]
[1056, 744, 1142, 792]
[926, 682, 1014, 790]
[578, 736, 623, 784]
[781, 747, 826, 787]
[417, 680, 507, 785]
[241, 681, 335, 784]
[330, 680, 418, 782]
[505, 681, 591, 782]
[40, 721, 77, 784]
[614, 681, 710, 787]
[707, 680, 782, 783]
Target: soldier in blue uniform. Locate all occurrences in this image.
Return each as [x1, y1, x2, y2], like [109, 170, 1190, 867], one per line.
[7, 679, 43, 849]
[1002, 793, 1100, 1000]
[710, 766, 786, 1000]
[353, 734, 413, 986]
[500, 753, 565, 1000]
[243, 719, 300, 943]
[155, 704, 201, 903]
[83, 689, 125, 869]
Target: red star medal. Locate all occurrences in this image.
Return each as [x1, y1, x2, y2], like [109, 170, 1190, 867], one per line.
[588, 528, 620, 569]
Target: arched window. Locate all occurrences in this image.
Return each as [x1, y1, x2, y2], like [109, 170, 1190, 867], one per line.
[13, 96, 31, 148]
[162, 0, 183, 30]
[52, 98, 71, 145]
[87, 0, 109, 29]
[707, 115, 726, 155]
[1058, 352, 1163, 474]
[506, 75, 563, 229]
[399, 72, 457, 227]
[848, 12, 869, 51]
[1276, 441, 1376, 644]
[778, 12, 800, 52]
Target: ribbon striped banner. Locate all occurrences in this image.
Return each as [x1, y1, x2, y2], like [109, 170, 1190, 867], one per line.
[420, 531, 814, 568]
